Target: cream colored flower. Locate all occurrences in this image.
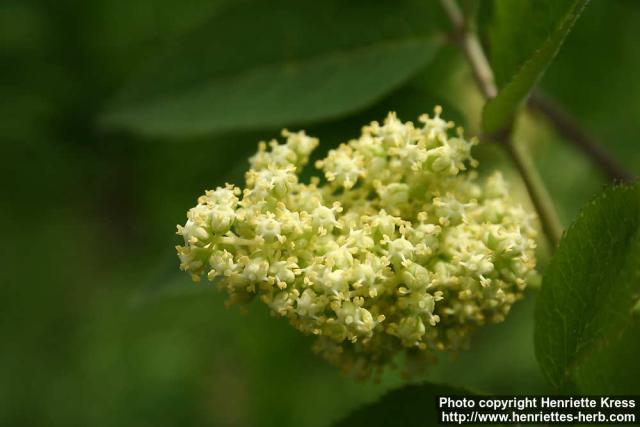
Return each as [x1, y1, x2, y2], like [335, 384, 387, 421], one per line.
[176, 108, 538, 378]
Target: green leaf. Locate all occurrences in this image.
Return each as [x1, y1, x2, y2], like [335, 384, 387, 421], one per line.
[479, 0, 573, 89]
[480, 0, 589, 134]
[535, 184, 640, 393]
[101, 0, 445, 138]
[332, 383, 475, 427]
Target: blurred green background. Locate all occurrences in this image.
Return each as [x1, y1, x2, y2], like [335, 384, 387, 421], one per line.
[1, 0, 639, 426]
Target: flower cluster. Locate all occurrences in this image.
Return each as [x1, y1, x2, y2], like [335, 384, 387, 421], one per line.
[176, 108, 538, 377]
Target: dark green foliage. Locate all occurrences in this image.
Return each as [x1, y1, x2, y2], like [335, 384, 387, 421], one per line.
[535, 184, 640, 393]
[333, 383, 474, 427]
[2, 0, 640, 425]
[480, 0, 577, 89]
[481, 0, 589, 134]
[102, 0, 445, 137]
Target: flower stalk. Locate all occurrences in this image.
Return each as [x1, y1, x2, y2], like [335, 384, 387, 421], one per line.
[439, 0, 563, 248]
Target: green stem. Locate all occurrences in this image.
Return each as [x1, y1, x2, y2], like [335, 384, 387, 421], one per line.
[528, 91, 635, 183]
[439, 0, 497, 99]
[439, 0, 563, 249]
[504, 140, 563, 247]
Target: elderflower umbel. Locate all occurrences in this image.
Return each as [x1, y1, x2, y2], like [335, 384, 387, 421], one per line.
[176, 108, 538, 377]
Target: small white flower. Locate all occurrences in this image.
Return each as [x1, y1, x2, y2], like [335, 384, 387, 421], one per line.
[176, 109, 538, 378]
